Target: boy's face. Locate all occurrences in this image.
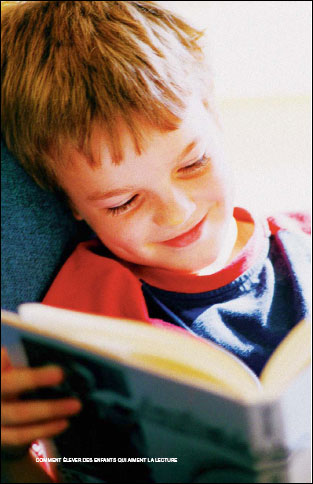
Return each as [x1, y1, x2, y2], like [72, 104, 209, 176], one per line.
[58, 95, 235, 274]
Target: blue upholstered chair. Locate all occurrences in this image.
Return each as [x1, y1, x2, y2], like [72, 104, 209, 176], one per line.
[1, 138, 92, 313]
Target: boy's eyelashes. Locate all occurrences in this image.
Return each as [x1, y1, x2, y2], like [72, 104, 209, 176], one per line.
[106, 155, 211, 217]
[107, 194, 139, 216]
[178, 155, 211, 174]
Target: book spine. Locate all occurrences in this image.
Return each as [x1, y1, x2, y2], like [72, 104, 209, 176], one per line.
[246, 400, 287, 455]
[247, 367, 311, 457]
[243, 403, 309, 483]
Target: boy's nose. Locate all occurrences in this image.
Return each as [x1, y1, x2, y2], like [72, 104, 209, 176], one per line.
[152, 190, 196, 228]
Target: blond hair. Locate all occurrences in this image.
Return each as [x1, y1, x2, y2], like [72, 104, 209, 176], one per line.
[1, 1, 213, 191]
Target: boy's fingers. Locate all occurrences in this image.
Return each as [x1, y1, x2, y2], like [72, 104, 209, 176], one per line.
[1, 347, 13, 372]
[2, 398, 82, 425]
[1, 419, 69, 447]
[1, 365, 64, 397]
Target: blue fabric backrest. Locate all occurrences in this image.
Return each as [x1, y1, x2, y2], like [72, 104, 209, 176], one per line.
[1, 139, 92, 312]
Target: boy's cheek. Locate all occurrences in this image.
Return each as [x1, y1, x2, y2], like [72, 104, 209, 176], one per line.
[207, 173, 235, 209]
[97, 228, 143, 253]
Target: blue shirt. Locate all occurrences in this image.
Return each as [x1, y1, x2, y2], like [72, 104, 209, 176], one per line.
[139, 210, 311, 376]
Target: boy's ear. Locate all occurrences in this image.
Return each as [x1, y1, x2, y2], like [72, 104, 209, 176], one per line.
[67, 198, 84, 221]
[72, 210, 84, 221]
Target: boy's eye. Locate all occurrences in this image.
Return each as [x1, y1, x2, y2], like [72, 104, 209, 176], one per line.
[105, 156, 210, 217]
[107, 195, 138, 216]
[178, 156, 210, 174]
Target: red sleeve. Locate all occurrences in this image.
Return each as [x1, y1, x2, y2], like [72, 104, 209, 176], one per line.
[43, 239, 152, 323]
[43, 239, 194, 338]
[267, 211, 311, 236]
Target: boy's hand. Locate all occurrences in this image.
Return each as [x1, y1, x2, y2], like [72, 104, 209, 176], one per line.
[1, 347, 82, 450]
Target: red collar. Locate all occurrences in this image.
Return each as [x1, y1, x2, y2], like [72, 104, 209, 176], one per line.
[122, 207, 271, 293]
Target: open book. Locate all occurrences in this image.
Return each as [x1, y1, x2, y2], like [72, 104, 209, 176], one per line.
[1, 304, 311, 483]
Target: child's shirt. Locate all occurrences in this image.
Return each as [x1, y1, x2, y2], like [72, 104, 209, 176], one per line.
[43, 207, 311, 377]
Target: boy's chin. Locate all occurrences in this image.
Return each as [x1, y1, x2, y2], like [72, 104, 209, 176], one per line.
[151, 255, 222, 275]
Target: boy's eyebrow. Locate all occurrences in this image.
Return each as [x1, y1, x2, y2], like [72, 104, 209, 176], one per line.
[176, 139, 199, 163]
[87, 186, 136, 201]
[87, 139, 199, 201]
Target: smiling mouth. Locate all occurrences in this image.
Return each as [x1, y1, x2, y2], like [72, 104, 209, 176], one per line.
[160, 215, 207, 248]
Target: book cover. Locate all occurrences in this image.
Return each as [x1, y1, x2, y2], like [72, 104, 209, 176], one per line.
[1, 304, 311, 483]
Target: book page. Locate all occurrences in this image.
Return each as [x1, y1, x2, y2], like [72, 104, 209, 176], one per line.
[260, 318, 311, 396]
[2, 303, 262, 401]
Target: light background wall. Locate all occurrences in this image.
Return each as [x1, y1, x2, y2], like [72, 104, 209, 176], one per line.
[160, 1, 312, 215]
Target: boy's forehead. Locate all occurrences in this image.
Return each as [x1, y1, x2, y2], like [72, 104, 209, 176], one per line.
[56, 97, 219, 201]
[63, 95, 214, 169]
[56, 103, 222, 203]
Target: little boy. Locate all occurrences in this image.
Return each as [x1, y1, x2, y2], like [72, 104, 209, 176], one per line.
[1, 1, 310, 482]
